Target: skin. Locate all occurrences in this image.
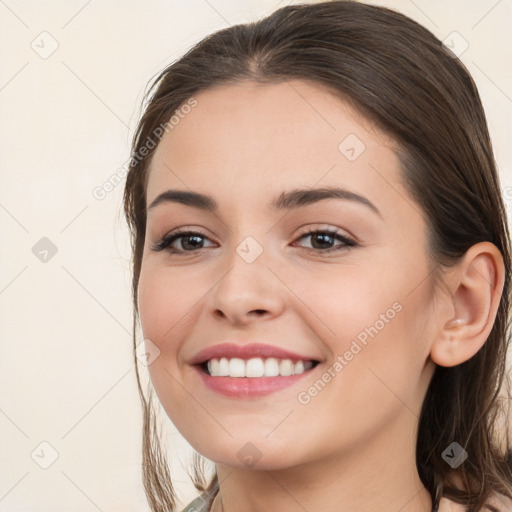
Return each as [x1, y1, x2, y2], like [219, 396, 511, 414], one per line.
[137, 79, 504, 512]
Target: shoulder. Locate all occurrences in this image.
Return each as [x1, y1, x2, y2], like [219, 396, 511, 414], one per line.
[484, 491, 512, 511]
[438, 497, 467, 512]
[439, 493, 512, 512]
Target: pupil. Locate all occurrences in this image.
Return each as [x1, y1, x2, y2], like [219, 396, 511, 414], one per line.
[183, 235, 202, 250]
[313, 233, 333, 249]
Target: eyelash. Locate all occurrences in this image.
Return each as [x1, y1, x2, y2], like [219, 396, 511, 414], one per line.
[151, 227, 357, 255]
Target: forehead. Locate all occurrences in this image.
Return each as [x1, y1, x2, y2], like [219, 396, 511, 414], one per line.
[146, 79, 403, 213]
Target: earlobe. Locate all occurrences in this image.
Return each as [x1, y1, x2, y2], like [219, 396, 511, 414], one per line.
[429, 242, 505, 368]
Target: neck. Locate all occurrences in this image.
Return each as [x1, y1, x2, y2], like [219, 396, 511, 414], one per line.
[211, 413, 432, 512]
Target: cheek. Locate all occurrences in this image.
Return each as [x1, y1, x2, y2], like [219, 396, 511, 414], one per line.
[138, 269, 168, 342]
[288, 262, 404, 346]
[137, 264, 199, 353]
[136, 264, 200, 420]
[295, 260, 431, 381]
[332, 279, 432, 416]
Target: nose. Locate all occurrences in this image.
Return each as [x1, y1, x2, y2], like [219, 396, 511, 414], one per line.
[208, 242, 285, 327]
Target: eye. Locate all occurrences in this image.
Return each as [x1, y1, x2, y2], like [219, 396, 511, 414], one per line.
[151, 227, 357, 255]
[151, 229, 215, 253]
[293, 228, 357, 253]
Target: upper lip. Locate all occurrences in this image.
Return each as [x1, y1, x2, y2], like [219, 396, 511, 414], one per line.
[190, 343, 321, 365]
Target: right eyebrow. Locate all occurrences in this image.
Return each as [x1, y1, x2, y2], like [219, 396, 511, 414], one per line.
[146, 186, 382, 219]
[147, 189, 217, 212]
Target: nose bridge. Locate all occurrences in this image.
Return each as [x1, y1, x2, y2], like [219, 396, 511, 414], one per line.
[221, 206, 274, 268]
[235, 233, 266, 266]
[223, 230, 272, 295]
[208, 228, 284, 323]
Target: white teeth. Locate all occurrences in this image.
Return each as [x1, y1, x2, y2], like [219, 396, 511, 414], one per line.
[206, 357, 315, 377]
[218, 357, 229, 376]
[264, 357, 280, 377]
[228, 358, 245, 377]
[209, 358, 219, 375]
[246, 358, 265, 377]
[279, 359, 294, 376]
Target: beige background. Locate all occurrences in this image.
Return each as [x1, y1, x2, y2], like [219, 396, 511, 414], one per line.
[1, 0, 511, 510]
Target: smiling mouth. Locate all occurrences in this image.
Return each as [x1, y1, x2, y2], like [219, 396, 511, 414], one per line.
[199, 357, 320, 378]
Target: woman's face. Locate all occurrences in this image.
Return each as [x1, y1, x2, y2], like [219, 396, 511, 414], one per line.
[138, 79, 438, 470]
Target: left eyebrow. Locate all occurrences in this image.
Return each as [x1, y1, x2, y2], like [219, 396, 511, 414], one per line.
[270, 187, 381, 218]
[147, 186, 381, 218]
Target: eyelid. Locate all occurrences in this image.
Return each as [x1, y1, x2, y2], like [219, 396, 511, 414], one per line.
[293, 228, 357, 252]
[295, 223, 354, 239]
[151, 227, 213, 252]
[151, 225, 358, 254]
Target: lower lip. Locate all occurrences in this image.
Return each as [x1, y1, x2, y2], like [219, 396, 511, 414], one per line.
[193, 364, 317, 398]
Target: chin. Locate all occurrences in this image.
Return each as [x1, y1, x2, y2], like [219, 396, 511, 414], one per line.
[196, 440, 303, 472]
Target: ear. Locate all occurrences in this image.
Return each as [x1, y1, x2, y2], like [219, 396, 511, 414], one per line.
[430, 242, 505, 367]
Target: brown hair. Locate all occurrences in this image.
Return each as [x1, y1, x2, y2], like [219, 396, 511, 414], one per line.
[122, 1, 512, 511]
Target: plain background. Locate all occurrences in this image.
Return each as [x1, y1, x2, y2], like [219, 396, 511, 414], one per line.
[1, 0, 511, 510]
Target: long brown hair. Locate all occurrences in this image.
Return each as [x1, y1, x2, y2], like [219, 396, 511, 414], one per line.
[122, 1, 512, 510]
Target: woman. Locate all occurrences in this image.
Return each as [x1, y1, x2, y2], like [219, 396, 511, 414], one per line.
[123, 1, 512, 510]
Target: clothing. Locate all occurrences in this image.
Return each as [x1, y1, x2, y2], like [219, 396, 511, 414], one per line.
[181, 480, 219, 512]
[181, 492, 512, 512]
[181, 493, 211, 512]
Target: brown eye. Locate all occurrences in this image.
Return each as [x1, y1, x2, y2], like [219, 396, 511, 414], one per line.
[152, 230, 214, 253]
[294, 229, 357, 253]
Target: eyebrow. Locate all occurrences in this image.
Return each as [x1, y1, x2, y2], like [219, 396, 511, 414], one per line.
[147, 187, 381, 217]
